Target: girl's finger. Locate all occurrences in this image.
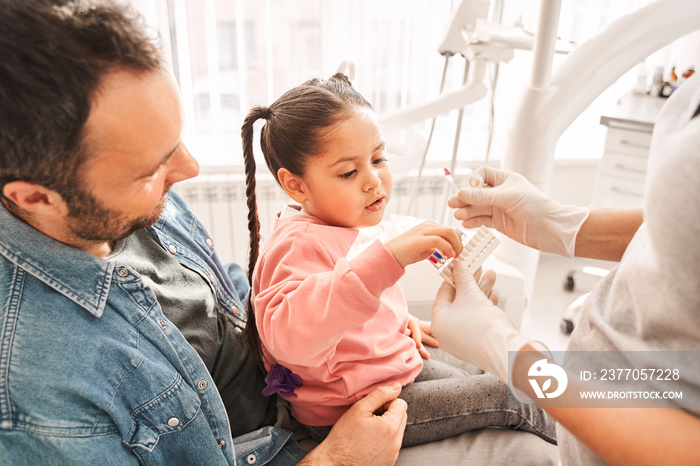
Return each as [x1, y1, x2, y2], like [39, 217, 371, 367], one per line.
[421, 333, 439, 348]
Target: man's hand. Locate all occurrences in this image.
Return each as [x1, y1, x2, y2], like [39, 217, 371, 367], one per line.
[301, 383, 407, 465]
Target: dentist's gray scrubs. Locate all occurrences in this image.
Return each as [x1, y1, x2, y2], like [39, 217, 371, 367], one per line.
[559, 74, 700, 463]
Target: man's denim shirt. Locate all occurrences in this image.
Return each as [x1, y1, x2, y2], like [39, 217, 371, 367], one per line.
[0, 191, 300, 465]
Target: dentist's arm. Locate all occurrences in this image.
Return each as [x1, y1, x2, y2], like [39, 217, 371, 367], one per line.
[510, 348, 700, 466]
[447, 166, 642, 260]
[573, 208, 643, 261]
[432, 262, 700, 466]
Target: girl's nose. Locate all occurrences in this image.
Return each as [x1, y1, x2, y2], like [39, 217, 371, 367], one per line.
[363, 169, 381, 192]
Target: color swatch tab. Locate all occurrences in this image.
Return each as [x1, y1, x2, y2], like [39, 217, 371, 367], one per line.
[427, 226, 500, 285]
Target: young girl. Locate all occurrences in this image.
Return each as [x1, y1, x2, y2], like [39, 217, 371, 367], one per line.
[241, 73, 556, 447]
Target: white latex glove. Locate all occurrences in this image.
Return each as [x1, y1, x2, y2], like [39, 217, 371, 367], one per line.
[431, 261, 546, 382]
[447, 166, 589, 257]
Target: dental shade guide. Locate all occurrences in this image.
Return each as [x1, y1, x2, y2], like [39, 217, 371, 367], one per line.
[427, 226, 500, 286]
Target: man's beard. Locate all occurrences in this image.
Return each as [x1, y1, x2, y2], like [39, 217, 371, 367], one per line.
[64, 185, 171, 243]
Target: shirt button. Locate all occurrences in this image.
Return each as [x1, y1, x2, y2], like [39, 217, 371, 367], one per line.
[247, 454, 257, 464]
[167, 417, 180, 427]
[230, 305, 238, 316]
[218, 439, 226, 448]
[209, 274, 216, 284]
[168, 244, 177, 254]
[206, 238, 214, 247]
[198, 380, 207, 390]
[117, 267, 128, 277]
[158, 319, 166, 328]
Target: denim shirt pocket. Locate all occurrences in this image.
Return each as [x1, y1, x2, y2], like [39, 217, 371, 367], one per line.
[233, 426, 307, 466]
[125, 374, 201, 452]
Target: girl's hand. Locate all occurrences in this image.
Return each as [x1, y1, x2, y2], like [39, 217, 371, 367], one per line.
[385, 221, 463, 268]
[405, 317, 439, 359]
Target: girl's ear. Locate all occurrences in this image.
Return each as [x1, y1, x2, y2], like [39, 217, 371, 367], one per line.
[277, 168, 307, 204]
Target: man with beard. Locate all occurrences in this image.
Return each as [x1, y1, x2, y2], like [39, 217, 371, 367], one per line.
[0, 1, 562, 464]
[0, 1, 408, 464]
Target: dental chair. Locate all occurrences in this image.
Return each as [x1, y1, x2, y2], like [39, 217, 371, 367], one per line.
[560, 265, 609, 334]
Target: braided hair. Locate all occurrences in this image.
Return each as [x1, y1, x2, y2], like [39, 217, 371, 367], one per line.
[241, 73, 373, 368]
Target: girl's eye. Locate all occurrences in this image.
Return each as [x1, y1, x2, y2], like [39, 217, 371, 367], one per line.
[373, 156, 388, 165]
[340, 169, 357, 179]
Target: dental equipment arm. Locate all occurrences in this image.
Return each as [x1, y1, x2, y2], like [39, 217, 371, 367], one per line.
[499, 0, 700, 294]
[382, 0, 579, 129]
[381, 1, 490, 129]
[505, 0, 700, 189]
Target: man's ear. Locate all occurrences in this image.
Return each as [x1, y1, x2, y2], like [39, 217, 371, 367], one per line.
[2, 181, 68, 216]
[277, 168, 307, 204]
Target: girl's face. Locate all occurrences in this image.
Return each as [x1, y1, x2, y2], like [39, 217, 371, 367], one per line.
[298, 107, 392, 228]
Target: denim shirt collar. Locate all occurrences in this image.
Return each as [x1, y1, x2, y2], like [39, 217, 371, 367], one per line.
[0, 204, 114, 318]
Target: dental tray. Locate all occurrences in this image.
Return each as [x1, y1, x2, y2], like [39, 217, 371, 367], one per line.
[427, 226, 500, 285]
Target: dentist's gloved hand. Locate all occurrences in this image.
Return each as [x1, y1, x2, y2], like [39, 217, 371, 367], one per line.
[447, 166, 589, 257]
[431, 261, 546, 382]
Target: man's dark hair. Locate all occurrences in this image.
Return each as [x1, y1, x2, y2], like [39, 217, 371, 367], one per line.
[0, 0, 164, 210]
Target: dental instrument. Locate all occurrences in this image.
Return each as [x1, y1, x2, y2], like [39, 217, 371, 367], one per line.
[429, 168, 500, 284]
[443, 167, 461, 194]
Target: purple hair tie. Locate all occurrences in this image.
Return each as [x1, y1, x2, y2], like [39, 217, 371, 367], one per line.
[262, 365, 302, 398]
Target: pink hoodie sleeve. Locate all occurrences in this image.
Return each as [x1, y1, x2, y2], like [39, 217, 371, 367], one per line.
[254, 230, 404, 367]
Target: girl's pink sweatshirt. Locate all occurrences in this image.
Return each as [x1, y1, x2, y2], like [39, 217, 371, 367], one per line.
[253, 208, 422, 426]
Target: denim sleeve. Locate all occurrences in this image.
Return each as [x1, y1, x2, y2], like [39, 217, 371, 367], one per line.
[223, 261, 251, 308]
[0, 430, 138, 466]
